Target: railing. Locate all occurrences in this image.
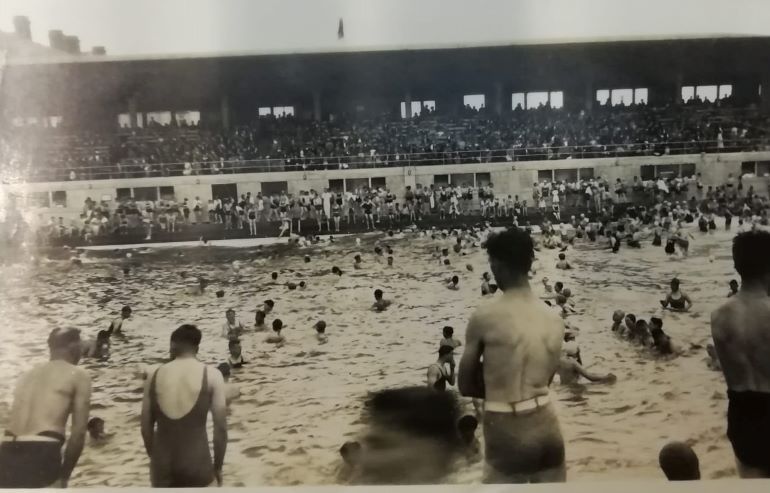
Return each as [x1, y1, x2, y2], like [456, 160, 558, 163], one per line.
[6, 138, 770, 184]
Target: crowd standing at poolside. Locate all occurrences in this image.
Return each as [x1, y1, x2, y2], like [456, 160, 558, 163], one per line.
[2, 170, 770, 486]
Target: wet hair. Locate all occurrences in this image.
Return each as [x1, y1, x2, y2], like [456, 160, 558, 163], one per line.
[228, 339, 241, 351]
[304, 255, 311, 263]
[374, 247, 382, 255]
[451, 276, 459, 284]
[332, 266, 342, 275]
[562, 288, 571, 298]
[374, 289, 384, 299]
[121, 306, 132, 314]
[315, 320, 326, 333]
[483, 229, 534, 276]
[438, 345, 454, 357]
[558, 253, 566, 260]
[442, 326, 453, 338]
[255, 309, 266, 320]
[216, 290, 225, 298]
[87, 417, 104, 435]
[48, 328, 81, 351]
[733, 231, 770, 281]
[299, 281, 306, 288]
[264, 300, 274, 308]
[659, 442, 700, 480]
[554, 282, 564, 291]
[443, 259, 451, 266]
[625, 313, 636, 323]
[217, 362, 231, 378]
[271, 272, 278, 280]
[272, 319, 283, 331]
[122, 267, 130, 275]
[670, 278, 680, 289]
[226, 308, 235, 315]
[556, 294, 567, 305]
[170, 324, 202, 347]
[457, 415, 478, 434]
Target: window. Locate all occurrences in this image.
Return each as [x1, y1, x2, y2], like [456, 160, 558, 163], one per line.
[611, 89, 633, 106]
[174, 111, 200, 126]
[554, 169, 578, 182]
[537, 170, 553, 183]
[273, 106, 294, 117]
[118, 113, 132, 128]
[742, 162, 757, 176]
[328, 179, 344, 193]
[640, 165, 656, 181]
[526, 92, 549, 109]
[258, 107, 272, 116]
[345, 178, 369, 192]
[433, 174, 450, 186]
[579, 168, 595, 180]
[718, 84, 733, 100]
[474, 172, 491, 187]
[696, 85, 718, 103]
[463, 94, 485, 110]
[596, 89, 610, 105]
[116, 188, 132, 201]
[549, 91, 564, 109]
[145, 111, 172, 126]
[52, 191, 66, 207]
[681, 86, 695, 102]
[422, 100, 436, 111]
[634, 88, 648, 104]
[261, 181, 288, 196]
[681, 163, 696, 178]
[371, 177, 386, 189]
[159, 186, 175, 201]
[410, 101, 422, 118]
[27, 192, 50, 208]
[511, 93, 525, 110]
[401, 100, 436, 118]
[757, 161, 770, 177]
[656, 164, 680, 178]
[452, 173, 475, 187]
[133, 187, 158, 202]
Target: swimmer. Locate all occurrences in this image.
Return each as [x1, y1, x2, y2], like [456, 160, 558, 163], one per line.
[443, 259, 451, 267]
[660, 278, 693, 312]
[86, 417, 112, 444]
[630, 319, 653, 346]
[440, 326, 462, 351]
[562, 329, 581, 365]
[659, 442, 700, 481]
[481, 272, 493, 295]
[727, 279, 739, 298]
[265, 319, 285, 345]
[457, 415, 482, 463]
[446, 275, 460, 290]
[427, 346, 456, 391]
[623, 313, 637, 335]
[299, 281, 307, 290]
[254, 310, 267, 331]
[611, 310, 625, 332]
[263, 300, 275, 314]
[81, 330, 111, 360]
[353, 254, 363, 270]
[386, 256, 394, 267]
[227, 339, 246, 368]
[555, 253, 572, 270]
[331, 266, 343, 276]
[221, 309, 244, 341]
[650, 318, 682, 356]
[304, 255, 311, 263]
[108, 305, 132, 335]
[557, 348, 616, 385]
[337, 441, 362, 483]
[216, 363, 241, 407]
[315, 321, 328, 343]
[270, 272, 279, 282]
[372, 289, 392, 312]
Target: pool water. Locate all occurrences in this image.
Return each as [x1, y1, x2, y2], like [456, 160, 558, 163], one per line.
[0, 222, 740, 486]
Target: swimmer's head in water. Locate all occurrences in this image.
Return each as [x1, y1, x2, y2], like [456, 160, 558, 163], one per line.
[48, 328, 82, 363]
[121, 306, 132, 318]
[612, 310, 625, 323]
[562, 288, 572, 298]
[228, 339, 242, 356]
[332, 266, 342, 276]
[170, 324, 202, 358]
[217, 362, 231, 379]
[354, 255, 362, 262]
[271, 272, 278, 280]
[558, 253, 566, 260]
[304, 255, 311, 263]
[386, 247, 393, 254]
[387, 256, 394, 266]
[226, 308, 235, 320]
[299, 281, 306, 288]
[733, 231, 770, 286]
[340, 441, 362, 466]
[315, 320, 326, 333]
[670, 278, 680, 291]
[87, 417, 105, 439]
[554, 282, 564, 292]
[451, 276, 459, 285]
[272, 319, 283, 332]
[442, 326, 454, 338]
[555, 294, 567, 306]
[374, 289, 384, 300]
[264, 300, 274, 309]
[650, 317, 663, 330]
[255, 310, 266, 324]
[659, 442, 700, 481]
[374, 247, 382, 255]
[457, 415, 478, 444]
[729, 279, 739, 290]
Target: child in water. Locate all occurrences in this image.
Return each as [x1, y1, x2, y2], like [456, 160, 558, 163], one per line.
[266, 319, 286, 345]
[315, 320, 328, 344]
[87, 417, 112, 445]
[228, 339, 246, 368]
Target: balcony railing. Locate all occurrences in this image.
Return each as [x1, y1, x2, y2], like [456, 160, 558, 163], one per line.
[5, 138, 769, 183]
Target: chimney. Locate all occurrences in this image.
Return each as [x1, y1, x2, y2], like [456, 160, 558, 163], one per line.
[63, 35, 80, 54]
[48, 29, 64, 50]
[91, 46, 106, 56]
[13, 16, 31, 40]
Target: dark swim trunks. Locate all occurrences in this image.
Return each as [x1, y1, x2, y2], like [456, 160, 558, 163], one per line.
[727, 390, 770, 474]
[484, 403, 565, 482]
[0, 432, 64, 488]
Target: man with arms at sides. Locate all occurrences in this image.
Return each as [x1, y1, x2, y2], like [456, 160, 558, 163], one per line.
[458, 228, 566, 483]
[711, 231, 770, 478]
[0, 328, 91, 488]
[141, 324, 228, 487]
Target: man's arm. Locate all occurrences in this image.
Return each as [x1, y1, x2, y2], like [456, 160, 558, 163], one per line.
[209, 367, 228, 486]
[60, 372, 91, 486]
[140, 370, 156, 458]
[446, 361, 456, 386]
[683, 293, 693, 310]
[574, 361, 616, 383]
[458, 313, 484, 398]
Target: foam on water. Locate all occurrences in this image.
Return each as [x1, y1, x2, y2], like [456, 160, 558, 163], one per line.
[0, 222, 743, 485]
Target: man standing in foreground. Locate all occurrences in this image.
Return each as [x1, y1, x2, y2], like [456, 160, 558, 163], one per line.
[0, 328, 92, 488]
[711, 231, 770, 478]
[458, 228, 565, 483]
[141, 324, 228, 487]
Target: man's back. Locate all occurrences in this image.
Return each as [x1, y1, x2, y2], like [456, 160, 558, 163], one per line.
[472, 292, 563, 403]
[711, 294, 770, 393]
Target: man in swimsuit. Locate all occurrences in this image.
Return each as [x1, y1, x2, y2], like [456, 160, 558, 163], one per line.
[108, 305, 132, 335]
[427, 346, 456, 391]
[458, 228, 565, 483]
[557, 349, 616, 385]
[660, 278, 693, 312]
[0, 328, 92, 488]
[221, 309, 244, 341]
[711, 231, 770, 477]
[141, 325, 227, 487]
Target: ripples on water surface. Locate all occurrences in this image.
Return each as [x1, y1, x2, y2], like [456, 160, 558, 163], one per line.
[0, 223, 740, 485]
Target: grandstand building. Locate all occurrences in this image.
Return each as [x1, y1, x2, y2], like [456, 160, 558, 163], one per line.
[2, 34, 770, 217]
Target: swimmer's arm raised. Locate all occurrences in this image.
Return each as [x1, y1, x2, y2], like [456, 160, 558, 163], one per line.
[140, 371, 156, 457]
[61, 372, 91, 487]
[458, 314, 484, 398]
[209, 367, 228, 484]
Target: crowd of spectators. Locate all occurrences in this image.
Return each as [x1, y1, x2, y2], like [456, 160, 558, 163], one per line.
[3, 98, 770, 183]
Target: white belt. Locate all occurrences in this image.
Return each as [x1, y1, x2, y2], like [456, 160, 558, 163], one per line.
[485, 394, 550, 414]
[2, 435, 61, 443]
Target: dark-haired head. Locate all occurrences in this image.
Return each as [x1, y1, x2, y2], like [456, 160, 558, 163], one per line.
[374, 289, 383, 300]
[442, 326, 453, 338]
[48, 328, 82, 363]
[271, 272, 278, 280]
[315, 320, 326, 333]
[558, 253, 566, 260]
[670, 278, 680, 290]
[170, 324, 202, 358]
[555, 282, 564, 292]
[272, 319, 283, 332]
[217, 362, 231, 379]
[733, 231, 770, 289]
[264, 300, 274, 308]
[451, 275, 459, 284]
[659, 442, 700, 481]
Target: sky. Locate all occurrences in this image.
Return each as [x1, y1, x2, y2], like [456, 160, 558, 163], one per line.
[2, 0, 770, 57]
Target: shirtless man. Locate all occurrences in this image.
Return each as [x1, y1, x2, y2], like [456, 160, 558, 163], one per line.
[221, 309, 244, 341]
[0, 328, 91, 488]
[372, 289, 392, 312]
[427, 346, 456, 391]
[555, 253, 571, 270]
[458, 228, 565, 483]
[557, 348, 616, 385]
[141, 325, 227, 487]
[660, 278, 692, 312]
[711, 231, 770, 477]
[108, 305, 132, 335]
